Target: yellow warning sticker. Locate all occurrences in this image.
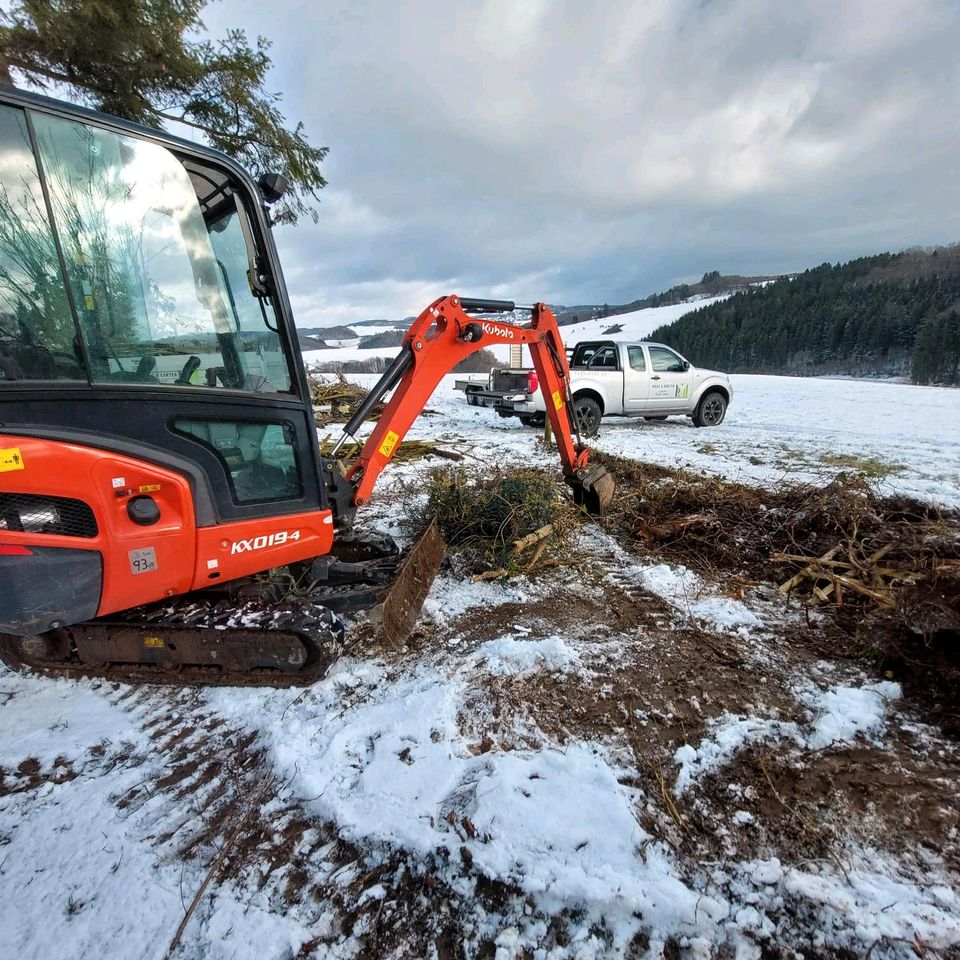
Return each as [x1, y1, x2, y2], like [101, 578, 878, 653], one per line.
[143, 636, 164, 649]
[378, 429, 400, 459]
[139, 484, 161, 493]
[551, 390, 564, 411]
[0, 447, 24, 472]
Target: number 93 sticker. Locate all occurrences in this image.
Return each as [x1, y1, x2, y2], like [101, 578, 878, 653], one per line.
[129, 547, 158, 575]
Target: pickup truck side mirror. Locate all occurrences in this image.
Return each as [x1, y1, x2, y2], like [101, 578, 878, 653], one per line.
[681, 360, 691, 372]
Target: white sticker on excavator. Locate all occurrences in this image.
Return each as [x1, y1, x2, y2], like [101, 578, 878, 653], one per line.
[129, 547, 158, 575]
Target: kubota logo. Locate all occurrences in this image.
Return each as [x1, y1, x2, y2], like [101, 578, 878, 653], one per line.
[481, 322, 514, 340]
[230, 530, 302, 555]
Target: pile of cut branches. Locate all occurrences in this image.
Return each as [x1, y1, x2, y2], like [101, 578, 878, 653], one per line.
[596, 452, 960, 612]
[309, 374, 383, 427]
[405, 466, 580, 577]
[598, 451, 960, 732]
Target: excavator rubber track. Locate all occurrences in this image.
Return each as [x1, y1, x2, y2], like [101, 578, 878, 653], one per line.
[0, 527, 446, 687]
[0, 593, 343, 688]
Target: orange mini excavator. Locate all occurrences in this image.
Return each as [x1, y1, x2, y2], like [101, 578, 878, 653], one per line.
[0, 88, 613, 686]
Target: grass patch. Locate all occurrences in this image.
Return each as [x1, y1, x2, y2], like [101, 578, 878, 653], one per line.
[817, 451, 905, 478]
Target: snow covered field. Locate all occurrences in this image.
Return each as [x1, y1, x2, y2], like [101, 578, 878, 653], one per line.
[2, 342, 959, 958]
[322, 370, 960, 509]
[594, 373, 960, 507]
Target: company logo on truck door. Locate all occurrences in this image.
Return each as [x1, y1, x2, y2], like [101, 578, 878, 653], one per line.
[481, 322, 515, 340]
[230, 529, 302, 555]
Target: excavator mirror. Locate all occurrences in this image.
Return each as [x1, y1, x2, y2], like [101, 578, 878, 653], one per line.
[258, 172, 288, 204]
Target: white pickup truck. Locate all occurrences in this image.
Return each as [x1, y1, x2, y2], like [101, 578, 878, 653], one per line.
[470, 340, 732, 436]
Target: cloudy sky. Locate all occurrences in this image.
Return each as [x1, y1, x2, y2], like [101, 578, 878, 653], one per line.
[201, 0, 960, 327]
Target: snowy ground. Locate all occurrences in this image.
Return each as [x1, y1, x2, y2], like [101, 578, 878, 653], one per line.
[2, 365, 959, 959]
[317, 371, 960, 509]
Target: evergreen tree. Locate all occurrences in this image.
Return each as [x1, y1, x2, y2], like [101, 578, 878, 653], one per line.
[650, 247, 960, 385]
[0, 0, 326, 224]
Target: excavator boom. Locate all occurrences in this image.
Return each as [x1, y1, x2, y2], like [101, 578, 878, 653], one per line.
[335, 295, 615, 513]
[327, 295, 615, 643]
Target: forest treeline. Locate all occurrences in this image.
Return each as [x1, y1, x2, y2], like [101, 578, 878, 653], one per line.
[650, 248, 960, 385]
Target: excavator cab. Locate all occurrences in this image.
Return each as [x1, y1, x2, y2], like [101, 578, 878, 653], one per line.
[0, 89, 350, 655]
[0, 89, 332, 518]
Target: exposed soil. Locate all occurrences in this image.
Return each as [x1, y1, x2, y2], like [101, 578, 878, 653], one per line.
[411, 525, 960, 921]
[593, 452, 960, 740]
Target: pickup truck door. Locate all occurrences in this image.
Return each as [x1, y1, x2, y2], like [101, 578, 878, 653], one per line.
[622, 345, 650, 412]
[571, 344, 623, 412]
[646, 345, 695, 410]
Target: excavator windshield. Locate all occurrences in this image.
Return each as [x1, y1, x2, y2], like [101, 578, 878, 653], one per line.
[0, 104, 293, 393]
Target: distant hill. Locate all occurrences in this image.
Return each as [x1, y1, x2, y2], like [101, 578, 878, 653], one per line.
[648, 247, 960, 385]
[297, 333, 327, 350]
[553, 271, 785, 326]
[297, 324, 359, 340]
[350, 318, 406, 329]
[358, 330, 404, 349]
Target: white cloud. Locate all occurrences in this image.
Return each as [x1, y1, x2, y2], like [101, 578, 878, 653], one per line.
[204, 0, 960, 324]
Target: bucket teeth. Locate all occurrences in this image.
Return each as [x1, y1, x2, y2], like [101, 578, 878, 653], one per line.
[568, 465, 616, 515]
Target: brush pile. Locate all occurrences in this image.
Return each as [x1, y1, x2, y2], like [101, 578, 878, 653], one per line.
[309, 375, 384, 427]
[598, 451, 960, 732]
[406, 466, 580, 577]
[596, 452, 959, 610]
[317, 438, 461, 465]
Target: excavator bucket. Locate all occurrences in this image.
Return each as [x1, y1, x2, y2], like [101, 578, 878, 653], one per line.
[372, 519, 447, 645]
[569, 464, 616, 515]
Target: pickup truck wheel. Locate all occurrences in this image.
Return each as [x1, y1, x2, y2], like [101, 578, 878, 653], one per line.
[573, 396, 602, 438]
[693, 391, 727, 427]
[466, 388, 481, 406]
[643, 416, 668, 421]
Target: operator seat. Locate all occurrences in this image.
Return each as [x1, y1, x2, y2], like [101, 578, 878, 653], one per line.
[0, 313, 58, 381]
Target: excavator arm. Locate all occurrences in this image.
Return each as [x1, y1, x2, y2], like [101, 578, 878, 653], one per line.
[331, 295, 615, 514]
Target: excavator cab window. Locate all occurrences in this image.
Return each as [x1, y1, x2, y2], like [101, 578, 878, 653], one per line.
[11, 110, 295, 393]
[174, 418, 303, 504]
[0, 106, 86, 383]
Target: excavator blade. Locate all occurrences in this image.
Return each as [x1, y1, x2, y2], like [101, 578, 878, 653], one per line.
[373, 518, 447, 645]
[569, 464, 616, 515]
